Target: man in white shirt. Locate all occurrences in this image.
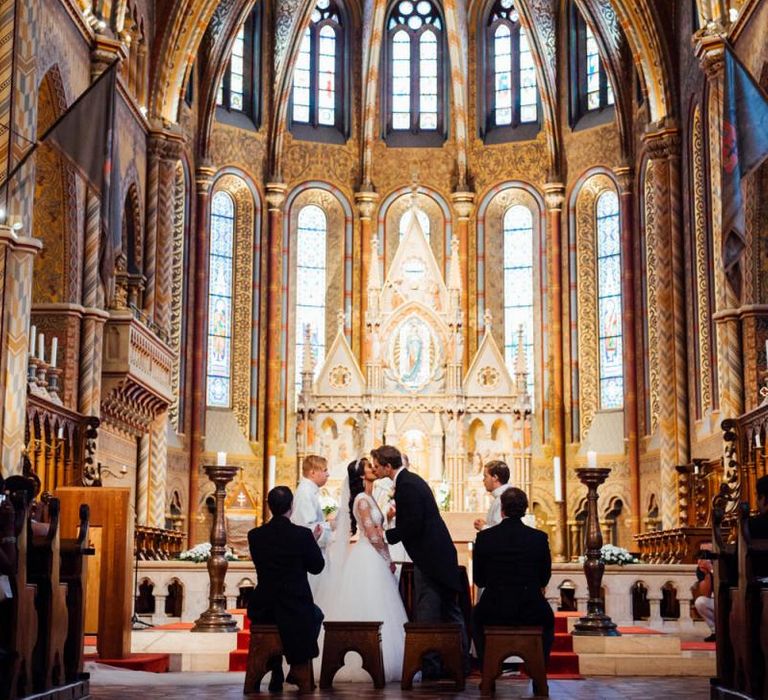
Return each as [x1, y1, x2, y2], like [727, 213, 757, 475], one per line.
[474, 461, 512, 531]
[291, 455, 332, 594]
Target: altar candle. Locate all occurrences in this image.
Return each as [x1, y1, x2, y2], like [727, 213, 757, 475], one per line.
[38, 333, 45, 364]
[268, 455, 276, 491]
[216, 451, 227, 466]
[29, 325, 36, 356]
[756, 433, 762, 449]
[553, 456, 563, 502]
[50, 337, 58, 369]
[57, 426, 64, 440]
[587, 450, 597, 469]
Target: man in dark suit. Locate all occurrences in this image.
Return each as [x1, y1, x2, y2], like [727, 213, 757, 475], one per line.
[472, 487, 554, 662]
[371, 445, 469, 678]
[247, 486, 325, 692]
[749, 475, 768, 577]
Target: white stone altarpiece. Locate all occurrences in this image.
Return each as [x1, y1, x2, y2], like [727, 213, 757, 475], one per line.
[296, 202, 532, 512]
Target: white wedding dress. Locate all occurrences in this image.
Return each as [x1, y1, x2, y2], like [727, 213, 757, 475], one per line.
[317, 492, 407, 682]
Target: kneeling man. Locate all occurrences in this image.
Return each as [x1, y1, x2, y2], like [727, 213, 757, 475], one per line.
[472, 487, 555, 662]
[248, 486, 325, 691]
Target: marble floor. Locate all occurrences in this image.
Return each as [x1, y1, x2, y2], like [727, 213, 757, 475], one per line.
[87, 669, 712, 699]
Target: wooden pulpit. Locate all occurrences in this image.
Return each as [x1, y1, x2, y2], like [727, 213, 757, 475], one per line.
[55, 487, 133, 659]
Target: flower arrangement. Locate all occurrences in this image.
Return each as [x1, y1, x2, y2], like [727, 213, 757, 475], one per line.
[319, 492, 338, 518]
[435, 481, 451, 512]
[579, 544, 639, 566]
[178, 542, 238, 563]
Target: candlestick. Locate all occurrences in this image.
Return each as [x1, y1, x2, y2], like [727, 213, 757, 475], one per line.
[587, 450, 597, 469]
[268, 455, 276, 491]
[216, 451, 227, 466]
[553, 456, 563, 502]
[29, 324, 36, 356]
[50, 337, 58, 369]
[38, 333, 45, 364]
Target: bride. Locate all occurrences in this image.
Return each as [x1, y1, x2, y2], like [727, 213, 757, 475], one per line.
[316, 457, 408, 682]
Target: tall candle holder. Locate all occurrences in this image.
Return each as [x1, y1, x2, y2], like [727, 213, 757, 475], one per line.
[192, 464, 239, 633]
[27, 356, 39, 387]
[47, 367, 63, 405]
[573, 467, 620, 636]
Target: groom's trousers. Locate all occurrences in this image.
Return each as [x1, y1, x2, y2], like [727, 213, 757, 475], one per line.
[413, 566, 471, 677]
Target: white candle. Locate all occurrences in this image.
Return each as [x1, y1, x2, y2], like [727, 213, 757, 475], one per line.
[29, 324, 36, 356]
[50, 337, 58, 369]
[765, 339, 768, 370]
[587, 450, 597, 469]
[216, 451, 227, 466]
[57, 426, 64, 440]
[38, 333, 45, 364]
[553, 456, 563, 502]
[268, 455, 276, 491]
[756, 433, 762, 449]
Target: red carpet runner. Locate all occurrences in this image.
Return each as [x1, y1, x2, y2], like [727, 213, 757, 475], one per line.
[229, 612, 581, 678]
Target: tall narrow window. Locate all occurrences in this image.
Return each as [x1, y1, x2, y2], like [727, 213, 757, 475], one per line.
[295, 205, 327, 396]
[503, 205, 534, 403]
[399, 208, 430, 238]
[207, 192, 235, 407]
[216, 7, 261, 124]
[596, 190, 623, 408]
[572, 7, 613, 122]
[482, 0, 539, 140]
[290, 0, 347, 141]
[384, 0, 446, 145]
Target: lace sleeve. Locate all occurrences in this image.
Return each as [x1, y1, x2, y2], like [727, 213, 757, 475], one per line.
[354, 497, 392, 565]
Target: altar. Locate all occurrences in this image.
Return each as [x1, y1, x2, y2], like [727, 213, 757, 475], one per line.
[296, 204, 532, 511]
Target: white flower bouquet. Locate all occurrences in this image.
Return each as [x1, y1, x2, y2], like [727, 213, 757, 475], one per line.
[579, 544, 639, 566]
[178, 542, 238, 562]
[435, 481, 451, 512]
[319, 493, 338, 518]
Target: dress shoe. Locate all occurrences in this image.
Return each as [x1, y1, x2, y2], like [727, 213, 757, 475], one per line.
[704, 633, 716, 643]
[267, 669, 284, 692]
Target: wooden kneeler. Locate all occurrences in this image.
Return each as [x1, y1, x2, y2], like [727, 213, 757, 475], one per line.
[243, 625, 315, 694]
[480, 626, 548, 698]
[401, 622, 465, 690]
[320, 621, 385, 689]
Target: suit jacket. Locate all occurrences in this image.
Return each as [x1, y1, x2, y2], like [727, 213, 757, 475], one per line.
[247, 515, 325, 663]
[385, 469, 461, 591]
[473, 517, 553, 628]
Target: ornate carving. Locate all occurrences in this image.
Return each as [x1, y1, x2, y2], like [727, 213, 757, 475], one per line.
[477, 366, 500, 389]
[355, 190, 379, 220]
[169, 164, 185, 432]
[644, 161, 660, 433]
[450, 190, 475, 221]
[265, 181, 288, 211]
[543, 183, 565, 211]
[328, 365, 352, 389]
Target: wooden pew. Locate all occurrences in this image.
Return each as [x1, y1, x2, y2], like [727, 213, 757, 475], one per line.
[59, 504, 91, 683]
[0, 492, 38, 700]
[27, 497, 68, 692]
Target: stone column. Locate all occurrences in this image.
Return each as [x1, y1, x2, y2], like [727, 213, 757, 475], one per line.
[642, 125, 689, 529]
[544, 183, 567, 561]
[451, 190, 475, 371]
[143, 133, 162, 320]
[696, 34, 744, 421]
[149, 413, 168, 527]
[615, 167, 642, 536]
[188, 164, 216, 544]
[0, 226, 41, 476]
[262, 182, 287, 521]
[136, 431, 150, 525]
[355, 190, 378, 366]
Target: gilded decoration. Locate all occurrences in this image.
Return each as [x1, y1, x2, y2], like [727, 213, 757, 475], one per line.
[643, 161, 660, 434]
[384, 192, 446, 274]
[563, 124, 622, 181]
[169, 162, 186, 432]
[210, 123, 266, 182]
[282, 135, 360, 187]
[370, 141, 456, 195]
[328, 364, 352, 388]
[213, 174, 255, 437]
[691, 105, 713, 413]
[477, 366, 500, 388]
[575, 173, 616, 439]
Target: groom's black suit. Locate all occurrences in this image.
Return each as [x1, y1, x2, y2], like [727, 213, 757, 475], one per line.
[385, 468, 469, 676]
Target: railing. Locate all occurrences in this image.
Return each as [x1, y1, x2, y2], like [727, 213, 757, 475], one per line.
[134, 525, 185, 560]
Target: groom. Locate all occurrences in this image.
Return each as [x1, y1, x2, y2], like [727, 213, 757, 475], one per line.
[371, 445, 470, 679]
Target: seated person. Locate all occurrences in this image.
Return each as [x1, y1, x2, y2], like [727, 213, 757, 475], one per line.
[247, 486, 325, 692]
[693, 543, 715, 642]
[472, 487, 555, 662]
[749, 474, 768, 579]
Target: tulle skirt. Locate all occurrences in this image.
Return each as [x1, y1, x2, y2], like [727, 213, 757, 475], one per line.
[316, 539, 407, 682]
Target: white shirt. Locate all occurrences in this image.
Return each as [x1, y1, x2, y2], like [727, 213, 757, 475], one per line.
[291, 477, 332, 549]
[484, 483, 512, 529]
[392, 467, 405, 486]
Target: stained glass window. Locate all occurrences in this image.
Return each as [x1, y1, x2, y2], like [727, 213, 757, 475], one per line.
[290, 0, 344, 132]
[596, 190, 623, 408]
[386, 0, 445, 139]
[503, 204, 535, 404]
[486, 0, 538, 131]
[216, 8, 260, 121]
[575, 11, 613, 117]
[399, 208, 430, 239]
[295, 205, 327, 397]
[207, 192, 235, 407]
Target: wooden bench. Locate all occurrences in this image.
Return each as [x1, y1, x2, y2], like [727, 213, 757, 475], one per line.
[480, 626, 548, 698]
[242, 624, 314, 694]
[319, 621, 385, 689]
[401, 622, 465, 690]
